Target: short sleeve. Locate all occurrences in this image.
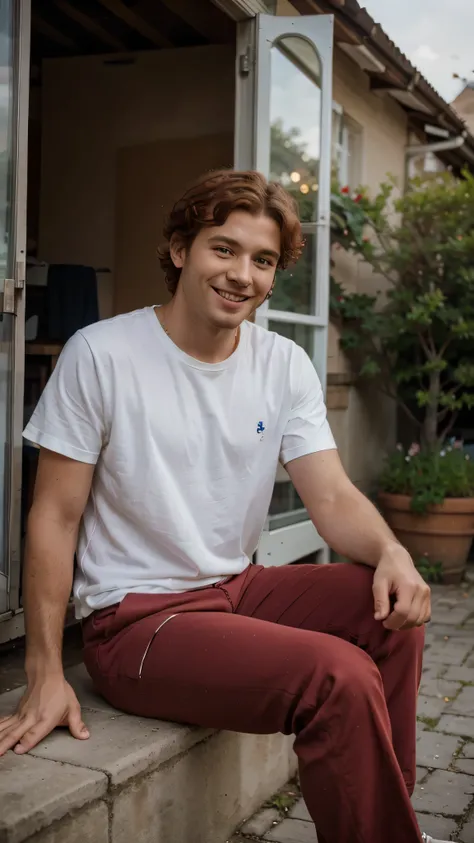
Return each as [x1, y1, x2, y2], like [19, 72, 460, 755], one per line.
[23, 332, 106, 464]
[280, 345, 336, 466]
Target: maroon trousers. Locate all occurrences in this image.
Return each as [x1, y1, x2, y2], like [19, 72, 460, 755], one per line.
[82, 562, 425, 843]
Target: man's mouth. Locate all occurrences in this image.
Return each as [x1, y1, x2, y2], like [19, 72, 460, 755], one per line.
[212, 287, 250, 303]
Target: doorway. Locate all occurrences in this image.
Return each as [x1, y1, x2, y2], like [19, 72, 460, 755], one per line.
[0, 1, 335, 640]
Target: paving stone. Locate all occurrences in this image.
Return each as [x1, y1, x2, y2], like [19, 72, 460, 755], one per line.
[447, 686, 474, 716]
[418, 695, 449, 720]
[241, 808, 280, 837]
[419, 677, 461, 699]
[264, 819, 317, 843]
[454, 759, 474, 775]
[412, 769, 474, 815]
[429, 608, 472, 626]
[0, 752, 107, 843]
[438, 715, 474, 739]
[429, 625, 474, 638]
[289, 799, 312, 822]
[460, 817, 474, 842]
[416, 730, 462, 769]
[444, 666, 474, 683]
[415, 812, 458, 840]
[461, 742, 474, 759]
[422, 664, 448, 681]
[417, 766, 429, 783]
[424, 639, 474, 666]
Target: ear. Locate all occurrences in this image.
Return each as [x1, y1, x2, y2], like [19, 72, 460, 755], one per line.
[169, 234, 187, 269]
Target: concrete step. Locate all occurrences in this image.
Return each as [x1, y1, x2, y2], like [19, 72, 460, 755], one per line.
[0, 665, 296, 843]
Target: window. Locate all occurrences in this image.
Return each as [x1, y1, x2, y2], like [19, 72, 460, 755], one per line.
[332, 105, 363, 189]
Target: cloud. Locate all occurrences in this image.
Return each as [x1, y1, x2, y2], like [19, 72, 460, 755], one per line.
[412, 45, 440, 62]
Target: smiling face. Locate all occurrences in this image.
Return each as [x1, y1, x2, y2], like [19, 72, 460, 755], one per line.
[170, 210, 281, 330]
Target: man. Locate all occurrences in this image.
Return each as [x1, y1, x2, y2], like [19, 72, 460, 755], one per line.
[0, 170, 439, 843]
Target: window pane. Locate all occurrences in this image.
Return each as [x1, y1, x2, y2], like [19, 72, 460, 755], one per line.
[270, 38, 321, 223]
[268, 319, 314, 359]
[270, 232, 315, 315]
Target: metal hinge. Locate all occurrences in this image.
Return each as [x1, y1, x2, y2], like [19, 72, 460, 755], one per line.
[16, 258, 25, 289]
[239, 49, 251, 76]
[2, 278, 16, 314]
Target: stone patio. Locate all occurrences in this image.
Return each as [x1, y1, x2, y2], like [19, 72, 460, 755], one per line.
[230, 574, 474, 843]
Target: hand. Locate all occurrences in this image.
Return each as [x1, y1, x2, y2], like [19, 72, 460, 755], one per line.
[372, 542, 431, 631]
[0, 675, 89, 756]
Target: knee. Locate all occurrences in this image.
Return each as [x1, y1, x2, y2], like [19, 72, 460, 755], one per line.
[334, 644, 383, 699]
[304, 637, 384, 705]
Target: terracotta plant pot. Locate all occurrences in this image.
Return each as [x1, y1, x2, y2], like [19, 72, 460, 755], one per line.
[379, 493, 474, 584]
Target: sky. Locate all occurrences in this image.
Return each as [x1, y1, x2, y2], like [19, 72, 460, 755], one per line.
[363, 0, 474, 104]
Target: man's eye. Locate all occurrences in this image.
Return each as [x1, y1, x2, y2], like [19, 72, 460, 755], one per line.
[215, 247, 232, 256]
[255, 257, 272, 266]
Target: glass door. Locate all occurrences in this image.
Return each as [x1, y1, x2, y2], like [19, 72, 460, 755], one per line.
[236, 14, 334, 566]
[0, 0, 30, 616]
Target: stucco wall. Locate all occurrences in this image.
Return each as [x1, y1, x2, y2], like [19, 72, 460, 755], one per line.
[452, 86, 474, 134]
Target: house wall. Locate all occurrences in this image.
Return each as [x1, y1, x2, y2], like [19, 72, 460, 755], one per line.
[38, 45, 235, 319]
[452, 86, 474, 134]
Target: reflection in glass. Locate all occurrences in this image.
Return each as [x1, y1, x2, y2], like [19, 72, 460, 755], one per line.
[270, 233, 315, 315]
[270, 38, 321, 223]
[268, 319, 314, 360]
[0, 3, 13, 283]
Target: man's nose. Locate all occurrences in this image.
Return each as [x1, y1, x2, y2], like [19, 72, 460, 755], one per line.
[226, 256, 252, 287]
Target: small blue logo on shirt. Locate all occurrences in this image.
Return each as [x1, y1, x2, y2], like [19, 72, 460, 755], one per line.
[257, 421, 265, 434]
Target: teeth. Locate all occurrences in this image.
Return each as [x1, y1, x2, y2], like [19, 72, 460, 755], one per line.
[215, 289, 247, 303]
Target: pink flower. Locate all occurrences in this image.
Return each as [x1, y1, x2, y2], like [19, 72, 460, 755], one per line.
[453, 439, 463, 449]
[396, 443, 403, 452]
[408, 443, 420, 457]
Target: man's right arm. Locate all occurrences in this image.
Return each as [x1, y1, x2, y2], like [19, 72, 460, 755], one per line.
[0, 448, 95, 756]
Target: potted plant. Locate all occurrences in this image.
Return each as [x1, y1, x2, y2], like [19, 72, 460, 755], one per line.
[330, 172, 474, 583]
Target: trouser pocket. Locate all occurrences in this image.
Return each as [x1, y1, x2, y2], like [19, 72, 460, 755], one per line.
[138, 613, 179, 678]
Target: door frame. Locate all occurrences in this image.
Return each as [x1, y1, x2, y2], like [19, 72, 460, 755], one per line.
[0, 0, 31, 621]
[235, 13, 334, 567]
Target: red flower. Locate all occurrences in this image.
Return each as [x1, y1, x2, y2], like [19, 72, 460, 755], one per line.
[354, 193, 363, 203]
[341, 186, 350, 194]
[337, 296, 344, 302]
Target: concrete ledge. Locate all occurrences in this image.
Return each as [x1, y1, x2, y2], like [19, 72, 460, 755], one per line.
[0, 665, 296, 843]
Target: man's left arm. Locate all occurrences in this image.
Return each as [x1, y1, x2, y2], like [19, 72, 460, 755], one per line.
[286, 449, 431, 630]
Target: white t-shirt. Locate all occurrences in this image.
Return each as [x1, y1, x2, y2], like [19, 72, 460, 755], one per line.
[23, 307, 336, 618]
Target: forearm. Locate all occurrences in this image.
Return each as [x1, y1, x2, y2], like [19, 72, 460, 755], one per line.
[23, 505, 77, 680]
[312, 485, 402, 568]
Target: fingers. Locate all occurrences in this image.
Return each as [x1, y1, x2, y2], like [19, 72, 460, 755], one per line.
[372, 577, 391, 621]
[0, 701, 89, 756]
[383, 583, 431, 631]
[13, 719, 55, 754]
[0, 714, 38, 756]
[68, 704, 90, 741]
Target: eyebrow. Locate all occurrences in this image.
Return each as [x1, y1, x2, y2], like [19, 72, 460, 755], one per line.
[208, 235, 280, 262]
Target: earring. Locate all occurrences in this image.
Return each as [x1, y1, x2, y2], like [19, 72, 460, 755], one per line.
[266, 288, 274, 300]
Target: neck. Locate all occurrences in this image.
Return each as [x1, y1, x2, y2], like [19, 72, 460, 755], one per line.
[156, 296, 240, 364]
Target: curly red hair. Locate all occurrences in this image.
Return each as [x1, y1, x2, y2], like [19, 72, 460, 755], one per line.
[158, 169, 303, 295]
